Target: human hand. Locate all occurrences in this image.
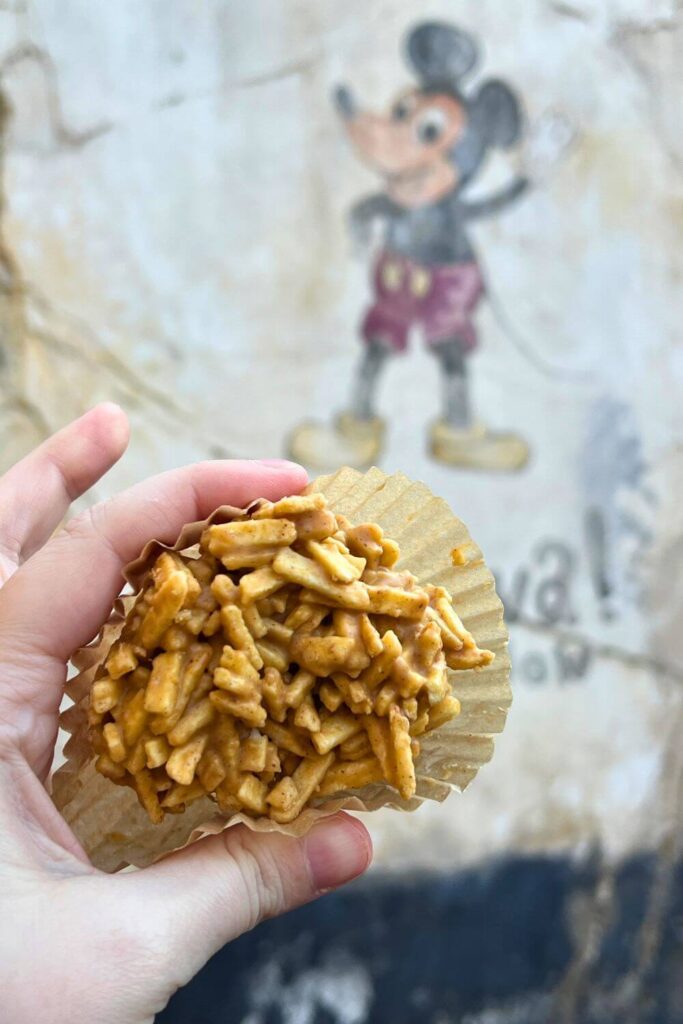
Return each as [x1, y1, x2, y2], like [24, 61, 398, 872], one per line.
[0, 404, 372, 1024]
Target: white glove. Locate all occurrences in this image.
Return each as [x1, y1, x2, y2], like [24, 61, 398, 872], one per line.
[516, 109, 576, 185]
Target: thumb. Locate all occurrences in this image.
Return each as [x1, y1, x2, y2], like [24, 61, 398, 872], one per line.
[124, 813, 372, 985]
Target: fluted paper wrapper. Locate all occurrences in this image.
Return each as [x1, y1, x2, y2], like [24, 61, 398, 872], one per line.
[51, 467, 511, 872]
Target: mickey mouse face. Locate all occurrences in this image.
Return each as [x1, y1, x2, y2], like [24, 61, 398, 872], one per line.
[333, 21, 524, 208]
[344, 88, 465, 176]
[392, 91, 461, 150]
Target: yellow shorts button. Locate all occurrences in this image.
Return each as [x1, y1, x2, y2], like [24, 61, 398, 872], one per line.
[381, 262, 403, 291]
[410, 268, 431, 297]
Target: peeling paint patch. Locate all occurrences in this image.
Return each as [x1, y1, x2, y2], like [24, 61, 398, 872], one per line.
[243, 952, 373, 1024]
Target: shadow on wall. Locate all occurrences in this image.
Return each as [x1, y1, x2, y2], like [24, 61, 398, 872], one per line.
[159, 851, 683, 1024]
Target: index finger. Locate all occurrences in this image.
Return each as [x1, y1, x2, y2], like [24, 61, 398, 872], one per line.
[0, 459, 308, 664]
[0, 403, 130, 582]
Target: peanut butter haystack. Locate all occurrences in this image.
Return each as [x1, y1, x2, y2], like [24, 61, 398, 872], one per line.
[90, 493, 494, 825]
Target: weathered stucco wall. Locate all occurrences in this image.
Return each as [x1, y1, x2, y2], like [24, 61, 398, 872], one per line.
[0, 0, 681, 943]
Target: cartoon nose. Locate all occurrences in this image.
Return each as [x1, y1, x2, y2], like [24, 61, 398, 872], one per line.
[334, 84, 356, 120]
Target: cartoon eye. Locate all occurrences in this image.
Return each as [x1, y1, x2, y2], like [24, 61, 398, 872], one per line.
[391, 96, 416, 121]
[416, 107, 447, 144]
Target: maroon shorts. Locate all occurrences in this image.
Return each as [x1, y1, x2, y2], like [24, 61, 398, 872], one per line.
[361, 251, 484, 354]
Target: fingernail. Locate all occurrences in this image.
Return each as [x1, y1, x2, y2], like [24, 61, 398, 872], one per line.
[94, 401, 124, 417]
[304, 814, 372, 893]
[257, 459, 301, 469]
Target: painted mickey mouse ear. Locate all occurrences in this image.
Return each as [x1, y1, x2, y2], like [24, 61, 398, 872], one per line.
[406, 21, 479, 87]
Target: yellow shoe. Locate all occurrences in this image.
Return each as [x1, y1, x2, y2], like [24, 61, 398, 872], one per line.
[287, 412, 385, 471]
[429, 419, 530, 472]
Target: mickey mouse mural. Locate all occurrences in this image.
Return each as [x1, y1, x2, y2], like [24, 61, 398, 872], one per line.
[289, 21, 533, 473]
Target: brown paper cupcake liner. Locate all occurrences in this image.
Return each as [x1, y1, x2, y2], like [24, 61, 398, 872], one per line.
[51, 467, 511, 872]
